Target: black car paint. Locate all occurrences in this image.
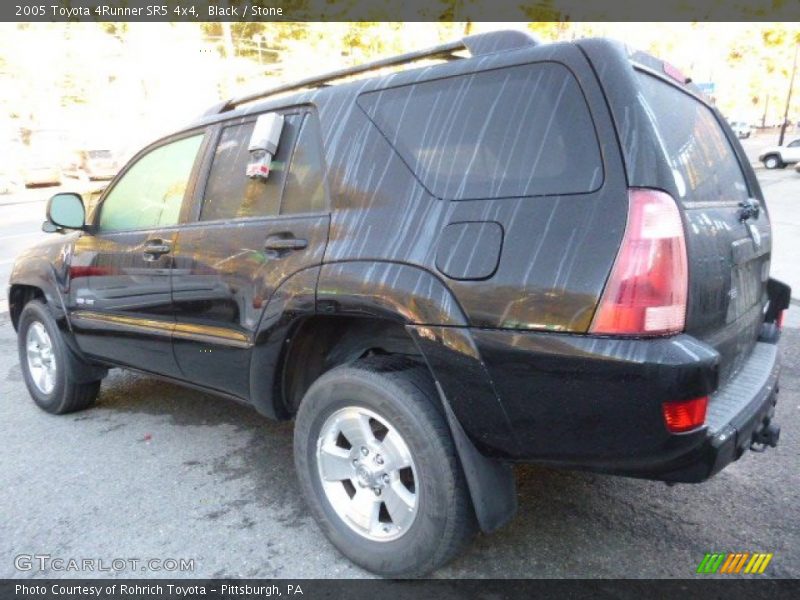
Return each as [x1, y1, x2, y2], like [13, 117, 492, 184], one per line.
[9, 34, 788, 504]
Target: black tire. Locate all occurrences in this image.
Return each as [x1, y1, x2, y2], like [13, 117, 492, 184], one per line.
[17, 299, 101, 414]
[763, 154, 783, 169]
[294, 356, 475, 577]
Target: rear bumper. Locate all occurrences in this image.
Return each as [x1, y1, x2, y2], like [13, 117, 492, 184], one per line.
[471, 328, 781, 483]
[653, 342, 780, 483]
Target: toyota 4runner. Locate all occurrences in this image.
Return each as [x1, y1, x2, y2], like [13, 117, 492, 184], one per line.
[9, 31, 791, 576]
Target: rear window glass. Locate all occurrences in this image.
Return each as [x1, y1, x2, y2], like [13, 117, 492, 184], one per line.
[636, 72, 749, 204]
[358, 62, 603, 200]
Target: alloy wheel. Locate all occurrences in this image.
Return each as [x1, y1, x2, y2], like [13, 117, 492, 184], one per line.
[316, 406, 418, 542]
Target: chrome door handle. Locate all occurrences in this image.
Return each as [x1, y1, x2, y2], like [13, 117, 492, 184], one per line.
[143, 239, 172, 260]
[264, 236, 308, 251]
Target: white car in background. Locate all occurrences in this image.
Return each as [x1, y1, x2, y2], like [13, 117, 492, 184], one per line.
[730, 121, 752, 139]
[759, 138, 800, 169]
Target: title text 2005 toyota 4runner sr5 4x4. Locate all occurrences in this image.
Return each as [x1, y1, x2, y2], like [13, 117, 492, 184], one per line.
[9, 31, 790, 576]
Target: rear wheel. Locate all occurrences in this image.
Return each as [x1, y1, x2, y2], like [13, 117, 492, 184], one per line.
[17, 299, 101, 414]
[763, 154, 783, 169]
[293, 356, 475, 577]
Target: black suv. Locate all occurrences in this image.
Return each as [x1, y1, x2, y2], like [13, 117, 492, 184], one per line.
[9, 31, 790, 576]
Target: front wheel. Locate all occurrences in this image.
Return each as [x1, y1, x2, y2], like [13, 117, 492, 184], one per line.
[763, 154, 783, 169]
[293, 356, 475, 577]
[17, 299, 101, 414]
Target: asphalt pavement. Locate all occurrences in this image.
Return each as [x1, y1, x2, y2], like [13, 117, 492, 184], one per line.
[0, 147, 798, 579]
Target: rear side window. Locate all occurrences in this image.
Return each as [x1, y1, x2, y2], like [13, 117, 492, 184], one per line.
[281, 114, 327, 214]
[636, 72, 749, 204]
[358, 62, 603, 200]
[200, 114, 302, 221]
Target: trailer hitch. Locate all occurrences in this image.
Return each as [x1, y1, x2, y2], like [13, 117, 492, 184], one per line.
[751, 421, 780, 452]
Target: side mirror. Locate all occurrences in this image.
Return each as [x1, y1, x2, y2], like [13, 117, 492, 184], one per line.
[46, 192, 86, 230]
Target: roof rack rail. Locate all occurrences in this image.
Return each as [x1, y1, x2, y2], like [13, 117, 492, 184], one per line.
[210, 30, 538, 115]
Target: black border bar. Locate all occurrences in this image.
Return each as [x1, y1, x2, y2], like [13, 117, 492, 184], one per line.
[4, 0, 800, 22]
[2, 579, 800, 600]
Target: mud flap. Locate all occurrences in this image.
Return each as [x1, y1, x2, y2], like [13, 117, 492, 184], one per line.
[435, 381, 518, 533]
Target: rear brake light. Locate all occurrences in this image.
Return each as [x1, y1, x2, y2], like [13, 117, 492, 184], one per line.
[662, 396, 708, 433]
[590, 188, 688, 336]
[777, 310, 785, 329]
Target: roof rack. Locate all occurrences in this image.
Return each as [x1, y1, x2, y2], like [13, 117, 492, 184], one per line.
[209, 30, 538, 115]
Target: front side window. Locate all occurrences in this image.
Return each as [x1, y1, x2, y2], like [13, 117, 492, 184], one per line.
[98, 134, 203, 232]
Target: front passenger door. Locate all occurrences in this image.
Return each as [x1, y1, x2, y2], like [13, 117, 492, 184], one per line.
[68, 132, 206, 376]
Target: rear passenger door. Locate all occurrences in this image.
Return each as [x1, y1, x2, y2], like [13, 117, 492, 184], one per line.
[170, 108, 330, 397]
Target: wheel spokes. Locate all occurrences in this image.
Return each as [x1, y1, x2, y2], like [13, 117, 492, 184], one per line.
[347, 488, 382, 534]
[382, 480, 416, 531]
[31, 323, 48, 347]
[337, 411, 375, 448]
[37, 366, 49, 391]
[318, 444, 354, 482]
[380, 430, 413, 470]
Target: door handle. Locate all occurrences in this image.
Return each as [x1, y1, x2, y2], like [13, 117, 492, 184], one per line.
[142, 239, 172, 260]
[264, 235, 308, 251]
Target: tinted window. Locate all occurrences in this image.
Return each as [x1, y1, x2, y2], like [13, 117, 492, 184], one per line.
[281, 115, 327, 214]
[636, 72, 749, 204]
[788, 139, 800, 148]
[200, 114, 301, 221]
[359, 63, 603, 200]
[99, 134, 203, 232]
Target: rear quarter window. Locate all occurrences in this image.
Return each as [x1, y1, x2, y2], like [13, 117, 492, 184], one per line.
[358, 62, 603, 200]
[635, 72, 749, 204]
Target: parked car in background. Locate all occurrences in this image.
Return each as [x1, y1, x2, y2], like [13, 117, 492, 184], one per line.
[21, 159, 62, 188]
[730, 121, 752, 139]
[63, 149, 120, 181]
[759, 138, 800, 169]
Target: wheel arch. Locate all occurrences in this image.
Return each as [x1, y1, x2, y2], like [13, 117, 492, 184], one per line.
[9, 284, 47, 331]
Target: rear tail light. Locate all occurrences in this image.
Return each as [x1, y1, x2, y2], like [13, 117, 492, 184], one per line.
[777, 310, 785, 330]
[662, 396, 708, 433]
[590, 188, 688, 336]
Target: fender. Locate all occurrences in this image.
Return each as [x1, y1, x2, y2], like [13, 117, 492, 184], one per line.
[9, 238, 107, 383]
[249, 266, 320, 419]
[316, 260, 518, 532]
[316, 260, 467, 326]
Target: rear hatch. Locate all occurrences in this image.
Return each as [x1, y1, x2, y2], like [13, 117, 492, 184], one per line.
[631, 67, 770, 384]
